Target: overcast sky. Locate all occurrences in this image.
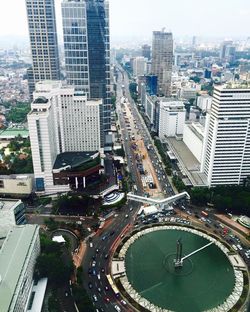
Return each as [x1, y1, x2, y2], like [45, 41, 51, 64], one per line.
[0, 0, 250, 42]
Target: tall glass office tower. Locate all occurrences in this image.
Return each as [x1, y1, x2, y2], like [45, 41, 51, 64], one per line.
[62, 0, 111, 145]
[62, 0, 90, 95]
[25, 0, 60, 97]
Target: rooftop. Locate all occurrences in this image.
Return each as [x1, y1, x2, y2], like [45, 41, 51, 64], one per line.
[0, 128, 29, 139]
[53, 151, 99, 171]
[0, 225, 39, 312]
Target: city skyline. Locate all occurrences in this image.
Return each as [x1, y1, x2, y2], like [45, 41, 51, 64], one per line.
[0, 0, 250, 45]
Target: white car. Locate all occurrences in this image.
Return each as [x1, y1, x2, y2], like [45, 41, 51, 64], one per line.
[92, 295, 98, 302]
[114, 305, 121, 312]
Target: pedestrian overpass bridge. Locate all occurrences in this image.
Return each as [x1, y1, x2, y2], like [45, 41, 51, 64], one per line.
[127, 191, 190, 209]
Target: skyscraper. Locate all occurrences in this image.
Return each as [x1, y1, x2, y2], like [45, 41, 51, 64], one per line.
[25, 0, 60, 96]
[151, 30, 173, 97]
[62, 0, 90, 95]
[62, 0, 111, 145]
[201, 84, 250, 187]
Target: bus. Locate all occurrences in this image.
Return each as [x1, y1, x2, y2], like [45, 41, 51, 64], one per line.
[106, 274, 120, 296]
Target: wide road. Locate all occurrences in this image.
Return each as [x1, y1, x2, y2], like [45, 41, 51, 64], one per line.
[82, 200, 139, 312]
[81, 65, 176, 312]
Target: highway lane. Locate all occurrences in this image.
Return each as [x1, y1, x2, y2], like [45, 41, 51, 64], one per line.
[117, 65, 175, 197]
[82, 200, 139, 312]
[81, 66, 176, 311]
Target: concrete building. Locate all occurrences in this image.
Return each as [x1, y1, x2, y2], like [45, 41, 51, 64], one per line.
[62, 0, 111, 144]
[0, 175, 33, 197]
[141, 44, 151, 60]
[151, 30, 173, 97]
[25, 0, 60, 97]
[0, 198, 26, 237]
[201, 83, 250, 186]
[179, 86, 199, 100]
[28, 81, 102, 193]
[183, 122, 204, 163]
[132, 57, 147, 77]
[158, 99, 186, 139]
[197, 95, 212, 112]
[0, 225, 40, 312]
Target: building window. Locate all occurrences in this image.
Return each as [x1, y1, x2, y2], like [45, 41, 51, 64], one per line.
[0, 180, 4, 188]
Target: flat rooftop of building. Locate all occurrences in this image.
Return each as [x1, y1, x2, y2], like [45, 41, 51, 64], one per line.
[167, 138, 207, 186]
[53, 151, 99, 171]
[0, 198, 21, 212]
[0, 128, 29, 139]
[0, 225, 39, 312]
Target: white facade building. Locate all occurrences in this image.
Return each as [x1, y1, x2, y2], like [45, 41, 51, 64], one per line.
[158, 100, 186, 139]
[132, 57, 147, 77]
[28, 81, 101, 193]
[183, 122, 204, 163]
[201, 84, 250, 187]
[197, 95, 212, 112]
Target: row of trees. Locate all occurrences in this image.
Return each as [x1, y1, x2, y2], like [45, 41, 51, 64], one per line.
[190, 185, 250, 216]
[153, 138, 172, 175]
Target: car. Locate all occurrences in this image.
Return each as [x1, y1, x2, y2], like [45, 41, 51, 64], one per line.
[92, 295, 98, 302]
[121, 299, 127, 305]
[129, 207, 133, 211]
[92, 269, 96, 276]
[92, 261, 96, 267]
[92, 255, 96, 260]
[109, 231, 115, 236]
[102, 235, 107, 241]
[237, 244, 243, 251]
[97, 287, 101, 293]
[104, 286, 109, 291]
[101, 267, 105, 273]
[96, 248, 99, 253]
[104, 297, 110, 303]
[97, 273, 101, 280]
[104, 254, 109, 259]
[125, 214, 129, 218]
[88, 282, 93, 289]
[114, 305, 121, 312]
[88, 268, 92, 274]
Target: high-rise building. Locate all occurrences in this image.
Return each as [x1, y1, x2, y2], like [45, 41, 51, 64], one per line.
[0, 224, 40, 312]
[142, 44, 151, 60]
[62, 0, 89, 95]
[25, 0, 60, 96]
[132, 57, 147, 77]
[151, 30, 173, 97]
[146, 75, 158, 96]
[62, 0, 111, 145]
[158, 99, 186, 139]
[28, 81, 102, 193]
[201, 84, 250, 187]
[220, 40, 233, 60]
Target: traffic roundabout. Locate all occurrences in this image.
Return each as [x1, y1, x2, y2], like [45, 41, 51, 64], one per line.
[111, 225, 248, 312]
